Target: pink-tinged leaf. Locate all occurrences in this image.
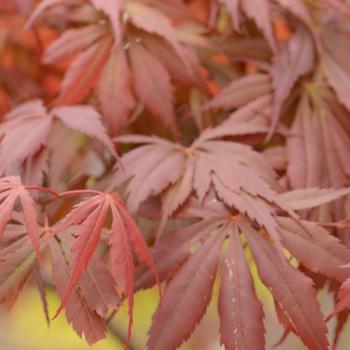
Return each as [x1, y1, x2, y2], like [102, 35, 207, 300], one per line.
[213, 175, 286, 262]
[52, 105, 116, 155]
[219, 227, 265, 350]
[0, 191, 18, 240]
[32, 267, 50, 325]
[117, 200, 159, 289]
[141, 33, 202, 88]
[126, 1, 190, 69]
[147, 231, 225, 350]
[287, 81, 350, 193]
[0, 177, 43, 260]
[55, 191, 157, 346]
[321, 20, 350, 112]
[91, 0, 124, 44]
[114, 134, 174, 146]
[287, 94, 323, 188]
[225, 94, 273, 127]
[202, 74, 271, 111]
[56, 36, 112, 106]
[49, 237, 106, 344]
[240, 0, 276, 52]
[270, 28, 315, 137]
[196, 123, 268, 143]
[0, 236, 38, 307]
[54, 196, 109, 317]
[328, 278, 350, 320]
[44, 25, 108, 64]
[109, 205, 135, 347]
[125, 150, 185, 213]
[193, 153, 211, 203]
[58, 195, 103, 230]
[79, 255, 120, 318]
[158, 158, 194, 235]
[58, 231, 120, 318]
[279, 187, 350, 210]
[242, 222, 329, 350]
[2, 222, 27, 242]
[0, 178, 41, 259]
[97, 46, 135, 135]
[3, 99, 46, 121]
[129, 41, 178, 135]
[22, 147, 49, 186]
[113, 144, 173, 189]
[19, 188, 42, 261]
[0, 113, 52, 173]
[277, 217, 350, 282]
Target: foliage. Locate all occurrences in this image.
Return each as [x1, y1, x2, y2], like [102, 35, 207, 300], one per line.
[2, 1, 350, 349]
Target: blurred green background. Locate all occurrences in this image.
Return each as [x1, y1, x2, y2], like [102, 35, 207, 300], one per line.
[1, 270, 348, 350]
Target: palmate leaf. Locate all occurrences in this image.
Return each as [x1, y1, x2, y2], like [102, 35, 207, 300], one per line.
[0, 100, 115, 185]
[0, 176, 43, 259]
[53, 190, 158, 346]
[49, 234, 107, 345]
[114, 123, 289, 253]
[269, 26, 315, 136]
[37, 0, 201, 135]
[287, 77, 350, 188]
[146, 194, 338, 350]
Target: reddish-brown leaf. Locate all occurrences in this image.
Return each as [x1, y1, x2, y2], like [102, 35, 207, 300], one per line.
[277, 217, 350, 282]
[49, 236, 107, 344]
[242, 222, 329, 350]
[147, 230, 225, 350]
[97, 46, 135, 134]
[219, 228, 265, 350]
[128, 41, 178, 135]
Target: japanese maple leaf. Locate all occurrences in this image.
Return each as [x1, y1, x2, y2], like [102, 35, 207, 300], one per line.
[203, 27, 314, 138]
[269, 26, 315, 137]
[146, 197, 334, 350]
[0, 221, 50, 310]
[49, 229, 120, 344]
[319, 15, 350, 113]
[53, 190, 159, 346]
[113, 121, 295, 257]
[286, 76, 350, 228]
[31, 0, 201, 135]
[0, 176, 56, 260]
[0, 99, 115, 185]
[202, 73, 275, 133]
[28, 0, 123, 43]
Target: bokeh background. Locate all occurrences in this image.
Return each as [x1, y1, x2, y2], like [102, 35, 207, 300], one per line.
[1, 270, 348, 350]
